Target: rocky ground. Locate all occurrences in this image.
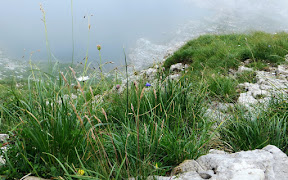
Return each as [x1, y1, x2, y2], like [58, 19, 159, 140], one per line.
[15, 145, 288, 180]
[127, 60, 288, 180]
[207, 60, 288, 123]
[0, 51, 27, 80]
[147, 145, 288, 180]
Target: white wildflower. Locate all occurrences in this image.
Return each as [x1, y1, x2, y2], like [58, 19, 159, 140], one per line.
[71, 93, 77, 99]
[77, 76, 89, 82]
[63, 94, 70, 100]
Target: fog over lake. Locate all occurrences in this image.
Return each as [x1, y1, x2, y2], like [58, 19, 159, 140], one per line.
[0, 0, 288, 73]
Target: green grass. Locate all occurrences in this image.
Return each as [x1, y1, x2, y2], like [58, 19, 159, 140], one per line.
[206, 75, 239, 102]
[164, 31, 288, 70]
[2, 29, 288, 179]
[219, 96, 288, 153]
[164, 31, 288, 102]
[0, 67, 216, 179]
[236, 70, 257, 84]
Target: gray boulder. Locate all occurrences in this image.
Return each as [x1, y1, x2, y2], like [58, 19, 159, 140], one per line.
[152, 145, 288, 180]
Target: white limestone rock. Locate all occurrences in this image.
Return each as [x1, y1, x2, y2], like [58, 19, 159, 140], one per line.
[170, 63, 188, 72]
[259, 83, 272, 90]
[258, 97, 271, 104]
[168, 74, 181, 80]
[251, 90, 269, 99]
[236, 65, 288, 106]
[153, 145, 288, 180]
[256, 70, 288, 90]
[285, 54, 288, 62]
[277, 65, 288, 76]
[238, 92, 258, 106]
[0, 134, 8, 142]
[141, 68, 158, 80]
[238, 66, 253, 73]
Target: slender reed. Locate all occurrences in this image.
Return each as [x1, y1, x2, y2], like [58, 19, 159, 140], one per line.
[123, 48, 129, 113]
[83, 16, 91, 76]
[70, 0, 75, 67]
[97, 45, 104, 80]
[40, 4, 52, 70]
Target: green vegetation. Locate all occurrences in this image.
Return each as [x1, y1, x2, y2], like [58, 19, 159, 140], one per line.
[236, 70, 257, 84]
[220, 96, 288, 152]
[0, 68, 215, 179]
[164, 31, 288, 70]
[1, 28, 288, 179]
[207, 75, 239, 102]
[165, 31, 288, 101]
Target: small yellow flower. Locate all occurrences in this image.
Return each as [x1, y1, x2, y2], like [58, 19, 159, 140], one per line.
[97, 45, 101, 51]
[155, 163, 159, 169]
[77, 169, 85, 175]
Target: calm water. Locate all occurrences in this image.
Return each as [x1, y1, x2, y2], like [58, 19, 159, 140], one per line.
[0, 0, 288, 75]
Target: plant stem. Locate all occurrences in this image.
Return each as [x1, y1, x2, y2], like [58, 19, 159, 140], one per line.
[40, 4, 52, 71]
[70, 0, 75, 67]
[123, 48, 129, 113]
[83, 16, 91, 76]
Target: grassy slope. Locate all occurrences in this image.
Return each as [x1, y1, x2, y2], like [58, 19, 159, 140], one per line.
[1, 31, 288, 179]
[165, 31, 288, 70]
[165, 31, 288, 102]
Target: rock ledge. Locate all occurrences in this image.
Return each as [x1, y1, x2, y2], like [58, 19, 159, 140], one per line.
[151, 145, 288, 180]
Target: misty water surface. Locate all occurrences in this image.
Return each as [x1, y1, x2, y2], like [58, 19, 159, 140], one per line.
[0, 0, 288, 75]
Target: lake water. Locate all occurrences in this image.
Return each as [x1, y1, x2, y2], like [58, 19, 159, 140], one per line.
[1, 0, 288, 77]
